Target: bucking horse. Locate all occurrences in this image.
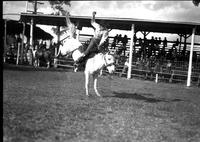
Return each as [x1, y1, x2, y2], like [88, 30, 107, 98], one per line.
[56, 37, 115, 97]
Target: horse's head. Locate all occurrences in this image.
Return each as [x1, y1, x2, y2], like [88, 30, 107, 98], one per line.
[104, 52, 115, 74]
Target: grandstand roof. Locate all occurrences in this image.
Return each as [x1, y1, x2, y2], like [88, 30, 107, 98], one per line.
[20, 13, 200, 35]
[3, 19, 53, 40]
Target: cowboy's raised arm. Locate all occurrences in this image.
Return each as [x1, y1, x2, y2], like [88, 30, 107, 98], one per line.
[91, 11, 100, 30]
[66, 12, 72, 27]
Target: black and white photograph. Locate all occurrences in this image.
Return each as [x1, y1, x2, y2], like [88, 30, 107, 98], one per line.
[3, 0, 200, 141]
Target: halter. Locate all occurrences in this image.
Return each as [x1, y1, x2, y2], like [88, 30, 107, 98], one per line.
[103, 54, 115, 67]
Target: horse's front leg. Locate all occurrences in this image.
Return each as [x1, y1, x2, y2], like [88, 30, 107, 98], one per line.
[93, 73, 101, 97]
[99, 69, 103, 76]
[84, 71, 90, 96]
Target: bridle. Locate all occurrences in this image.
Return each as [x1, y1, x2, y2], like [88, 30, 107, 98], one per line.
[103, 53, 115, 67]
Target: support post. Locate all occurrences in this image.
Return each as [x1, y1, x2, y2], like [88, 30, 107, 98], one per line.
[127, 24, 135, 79]
[20, 22, 25, 64]
[30, 18, 34, 49]
[56, 26, 60, 56]
[54, 26, 60, 68]
[76, 21, 80, 40]
[76, 29, 80, 41]
[16, 43, 20, 65]
[4, 19, 7, 63]
[187, 27, 196, 87]
[179, 34, 182, 54]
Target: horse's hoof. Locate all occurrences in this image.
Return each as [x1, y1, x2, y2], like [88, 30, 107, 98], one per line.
[74, 67, 78, 72]
[96, 94, 101, 97]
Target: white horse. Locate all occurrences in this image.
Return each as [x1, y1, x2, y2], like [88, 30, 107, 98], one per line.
[57, 38, 115, 97]
[84, 52, 115, 96]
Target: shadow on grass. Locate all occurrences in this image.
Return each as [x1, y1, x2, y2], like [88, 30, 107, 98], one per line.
[106, 91, 182, 103]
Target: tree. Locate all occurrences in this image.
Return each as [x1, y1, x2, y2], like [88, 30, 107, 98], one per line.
[192, 0, 200, 6]
[48, 1, 71, 41]
[49, 0, 71, 15]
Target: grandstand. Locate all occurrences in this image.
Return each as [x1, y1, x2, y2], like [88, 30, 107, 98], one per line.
[5, 13, 200, 86]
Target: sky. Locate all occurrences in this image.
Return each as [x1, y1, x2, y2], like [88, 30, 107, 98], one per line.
[3, 1, 200, 42]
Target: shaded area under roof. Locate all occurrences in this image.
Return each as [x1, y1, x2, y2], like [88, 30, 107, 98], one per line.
[20, 13, 200, 36]
[3, 19, 53, 40]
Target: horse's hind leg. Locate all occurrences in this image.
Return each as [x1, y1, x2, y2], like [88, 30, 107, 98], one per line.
[93, 73, 101, 97]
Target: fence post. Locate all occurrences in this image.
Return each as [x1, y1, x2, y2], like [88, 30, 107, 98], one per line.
[127, 24, 135, 79]
[155, 73, 158, 83]
[169, 70, 174, 83]
[4, 19, 7, 63]
[54, 58, 58, 68]
[16, 43, 20, 65]
[187, 26, 196, 87]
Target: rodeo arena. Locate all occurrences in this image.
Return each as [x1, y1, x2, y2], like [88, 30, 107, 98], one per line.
[3, 5, 200, 142]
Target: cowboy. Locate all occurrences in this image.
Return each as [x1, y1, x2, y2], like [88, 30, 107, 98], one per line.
[77, 11, 110, 62]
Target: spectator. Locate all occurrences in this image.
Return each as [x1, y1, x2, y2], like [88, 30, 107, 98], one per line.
[162, 37, 167, 56]
[122, 35, 128, 56]
[143, 37, 148, 57]
[7, 34, 17, 48]
[138, 38, 142, 46]
[122, 35, 128, 47]
[113, 34, 118, 43]
[133, 34, 137, 44]
[149, 36, 155, 57]
[119, 57, 129, 77]
[175, 38, 179, 46]
[155, 37, 158, 45]
[44, 41, 47, 49]
[111, 34, 118, 49]
[154, 37, 160, 54]
[117, 34, 122, 44]
[163, 37, 168, 48]
[158, 37, 162, 45]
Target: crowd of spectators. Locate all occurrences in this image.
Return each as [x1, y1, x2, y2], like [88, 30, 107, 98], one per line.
[110, 34, 178, 61]
[111, 34, 200, 76]
[4, 33, 57, 65]
[111, 34, 128, 56]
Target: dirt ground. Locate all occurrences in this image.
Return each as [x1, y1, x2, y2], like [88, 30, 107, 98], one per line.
[3, 64, 200, 142]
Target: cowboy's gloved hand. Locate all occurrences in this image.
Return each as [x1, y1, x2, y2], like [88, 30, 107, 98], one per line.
[66, 12, 70, 17]
[92, 11, 96, 15]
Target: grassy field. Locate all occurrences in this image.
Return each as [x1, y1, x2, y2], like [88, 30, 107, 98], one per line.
[3, 64, 200, 142]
